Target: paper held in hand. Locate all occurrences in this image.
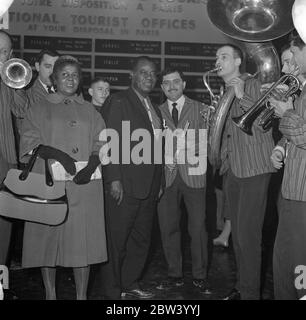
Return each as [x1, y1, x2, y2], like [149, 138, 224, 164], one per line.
[51, 161, 101, 181]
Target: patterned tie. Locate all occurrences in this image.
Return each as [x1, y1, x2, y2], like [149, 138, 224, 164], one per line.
[143, 97, 161, 130]
[172, 102, 178, 127]
[46, 85, 53, 94]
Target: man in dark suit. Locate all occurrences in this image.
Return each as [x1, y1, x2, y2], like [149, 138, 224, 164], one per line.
[101, 56, 164, 299]
[216, 44, 275, 300]
[26, 49, 59, 105]
[156, 68, 211, 294]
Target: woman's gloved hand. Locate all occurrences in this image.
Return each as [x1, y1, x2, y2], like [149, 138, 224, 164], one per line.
[73, 154, 100, 185]
[37, 145, 76, 175]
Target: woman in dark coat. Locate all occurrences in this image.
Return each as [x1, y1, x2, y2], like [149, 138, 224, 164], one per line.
[20, 56, 107, 300]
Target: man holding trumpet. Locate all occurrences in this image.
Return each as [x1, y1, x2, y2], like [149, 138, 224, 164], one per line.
[269, 30, 306, 299]
[215, 44, 275, 300]
[0, 30, 29, 299]
[270, 44, 306, 170]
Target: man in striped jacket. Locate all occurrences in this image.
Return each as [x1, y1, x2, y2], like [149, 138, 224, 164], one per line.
[156, 68, 211, 294]
[0, 30, 28, 299]
[216, 44, 275, 300]
[269, 31, 306, 300]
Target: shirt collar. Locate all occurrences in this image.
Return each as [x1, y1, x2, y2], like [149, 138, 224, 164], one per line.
[167, 95, 185, 114]
[132, 87, 151, 104]
[38, 78, 52, 92]
[46, 93, 85, 104]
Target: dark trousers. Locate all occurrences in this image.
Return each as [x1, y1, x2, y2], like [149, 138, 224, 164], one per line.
[273, 196, 306, 300]
[158, 174, 207, 280]
[0, 156, 13, 265]
[101, 189, 157, 299]
[225, 170, 271, 300]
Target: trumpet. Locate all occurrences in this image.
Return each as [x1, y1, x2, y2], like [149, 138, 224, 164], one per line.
[0, 58, 33, 89]
[232, 74, 300, 135]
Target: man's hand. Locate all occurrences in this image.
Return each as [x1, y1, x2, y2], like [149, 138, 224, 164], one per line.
[110, 180, 123, 205]
[227, 77, 245, 99]
[270, 149, 284, 169]
[269, 96, 294, 118]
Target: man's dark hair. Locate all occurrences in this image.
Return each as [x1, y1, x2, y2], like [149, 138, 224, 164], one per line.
[221, 43, 244, 64]
[90, 77, 110, 87]
[289, 30, 306, 49]
[130, 56, 156, 72]
[159, 68, 186, 82]
[36, 49, 60, 65]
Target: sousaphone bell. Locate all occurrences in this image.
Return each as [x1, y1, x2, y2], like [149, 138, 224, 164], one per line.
[205, 0, 295, 167]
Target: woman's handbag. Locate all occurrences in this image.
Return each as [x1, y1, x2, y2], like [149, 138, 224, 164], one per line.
[0, 148, 68, 225]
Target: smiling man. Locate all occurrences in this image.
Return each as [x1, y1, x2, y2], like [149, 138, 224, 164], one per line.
[100, 56, 164, 300]
[156, 68, 210, 294]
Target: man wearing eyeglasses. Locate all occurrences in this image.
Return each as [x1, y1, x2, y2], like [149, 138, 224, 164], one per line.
[100, 56, 164, 300]
[156, 68, 211, 294]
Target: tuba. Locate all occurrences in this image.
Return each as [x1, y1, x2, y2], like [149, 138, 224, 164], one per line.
[0, 58, 33, 89]
[205, 0, 295, 167]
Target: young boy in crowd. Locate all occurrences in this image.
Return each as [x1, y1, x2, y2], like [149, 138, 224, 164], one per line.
[88, 77, 110, 113]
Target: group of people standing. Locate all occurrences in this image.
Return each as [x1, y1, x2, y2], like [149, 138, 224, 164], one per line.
[0, 26, 306, 300]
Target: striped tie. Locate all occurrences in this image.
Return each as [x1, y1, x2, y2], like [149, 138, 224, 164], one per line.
[143, 97, 161, 130]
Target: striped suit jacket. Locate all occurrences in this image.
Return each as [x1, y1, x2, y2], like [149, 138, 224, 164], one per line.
[0, 81, 28, 165]
[220, 76, 275, 178]
[159, 96, 207, 189]
[279, 86, 306, 201]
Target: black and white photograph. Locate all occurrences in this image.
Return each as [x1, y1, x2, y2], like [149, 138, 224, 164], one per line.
[0, 0, 306, 306]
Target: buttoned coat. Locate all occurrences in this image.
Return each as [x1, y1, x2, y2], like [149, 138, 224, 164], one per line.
[20, 93, 107, 267]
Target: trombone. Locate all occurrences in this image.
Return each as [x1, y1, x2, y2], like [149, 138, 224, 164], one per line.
[232, 74, 300, 135]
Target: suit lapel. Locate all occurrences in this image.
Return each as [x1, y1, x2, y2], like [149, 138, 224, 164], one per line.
[159, 101, 176, 131]
[126, 88, 153, 132]
[178, 97, 191, 129]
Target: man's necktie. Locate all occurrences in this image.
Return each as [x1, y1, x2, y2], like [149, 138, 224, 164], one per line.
[172, 102, 178, 127]
[46, 85, 53, 94]
[143, 97, 161, 131]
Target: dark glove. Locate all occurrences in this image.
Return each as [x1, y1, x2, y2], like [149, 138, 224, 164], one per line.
[37, 145, 76, 175]
[73, 154, 100, 185]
